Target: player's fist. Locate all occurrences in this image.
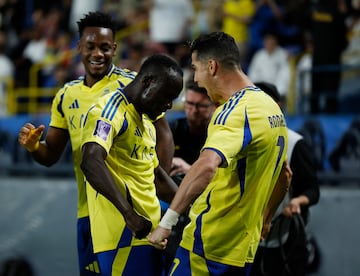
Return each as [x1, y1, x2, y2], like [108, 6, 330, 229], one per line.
[18, 123, 45, 152]
[125, 211, 153, 240]
[134, 218, 152, 240]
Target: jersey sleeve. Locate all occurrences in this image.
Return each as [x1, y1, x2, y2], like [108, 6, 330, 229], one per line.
[203, 104, 248, 167]
[81, 91, 126, 154]
[49, 87, 68, 129]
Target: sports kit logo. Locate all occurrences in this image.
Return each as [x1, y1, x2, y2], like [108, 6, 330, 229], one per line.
[134, 126, 142, 137]
[69, 99, 79, 109]
[84, 260, 100, 273]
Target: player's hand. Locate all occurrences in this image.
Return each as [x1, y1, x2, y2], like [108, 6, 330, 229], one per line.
[170, 157, 191, 176]
[18, 123, 45, 152]
[125, 212, 153, 239]
[148, 226, 171, 250]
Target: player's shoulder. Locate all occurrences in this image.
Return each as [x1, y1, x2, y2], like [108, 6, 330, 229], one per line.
[52, 77, 83, 98]
[100, 86, 130, 108]
[111, 65, 137, 79]
[63, 76, 84, 88]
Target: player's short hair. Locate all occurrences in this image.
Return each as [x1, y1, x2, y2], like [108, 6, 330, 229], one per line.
[139, 54, 183, 80]
[77, 11, 116, 39]
[189, 32, 241, 70]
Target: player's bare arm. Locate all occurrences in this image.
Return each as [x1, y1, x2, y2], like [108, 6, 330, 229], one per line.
[154, 165, 178, 203]
[148, 149, 221, 248]
[154, 117, 175, 174]
[262, 160, 292, 240]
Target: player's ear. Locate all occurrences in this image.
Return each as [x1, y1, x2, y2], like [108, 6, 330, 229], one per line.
[112, 42, 117, 57]
[208, 60, 218, 76]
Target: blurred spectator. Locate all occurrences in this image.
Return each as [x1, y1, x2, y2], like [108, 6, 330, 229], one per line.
[0, 30, 15, 116]
[329, 117, 360, 173]
[191, 0, 213, 37]
[310, 0, 348, 114]
[247, 0, 285, 66]
[118, 42, 146, 72]
[206, 0, 224, 32]
[69, 0, 102, 34]
[342, 0, 360, 65]
[0, 30, 14, 79]
[295, 32, 314, 114]
[247, 32, 291, 105]
[0, 0, 27, 49]
[169, 77, 215, 178]
[275, 0, 312, 56]
[221, 0, 256, 69]
[22, 9, 70, 87]
[146, 0, 194, 55]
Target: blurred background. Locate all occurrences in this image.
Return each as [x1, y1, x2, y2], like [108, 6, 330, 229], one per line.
[0, 0, 359, 275]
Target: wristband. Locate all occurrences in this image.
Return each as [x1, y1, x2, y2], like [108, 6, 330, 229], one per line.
[159, 208, 180, 229]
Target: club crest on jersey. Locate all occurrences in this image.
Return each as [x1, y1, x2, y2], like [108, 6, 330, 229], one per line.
[94, 120, 111, 141]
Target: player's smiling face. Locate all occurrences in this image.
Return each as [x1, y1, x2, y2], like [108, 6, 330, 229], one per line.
[78, 27, 116, 87]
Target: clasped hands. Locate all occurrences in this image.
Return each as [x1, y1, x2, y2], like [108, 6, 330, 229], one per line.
[125, 211, 170, 250]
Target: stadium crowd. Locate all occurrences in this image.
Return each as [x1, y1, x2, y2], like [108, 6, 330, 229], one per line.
[0, 0, 359, 116]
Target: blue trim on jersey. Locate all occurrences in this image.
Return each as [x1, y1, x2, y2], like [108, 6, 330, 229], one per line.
[117, 112, 128, 136]
[106, 64, 115, 76]
[65, 78, 83, 86]
[241, 111, 252, 151]
[113, 66, 136, 80]
[83, 105, 96, 128]
[57, 91, 65, 118]
[102, 92, 125, 121]
[213, 90, 245, 125]
[202, 147, 226, 167]
[237, 157, 246, 198]
[238, 111, 251, 197]
[117, 80, 126, 88]
[193, 191, 212, 257]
